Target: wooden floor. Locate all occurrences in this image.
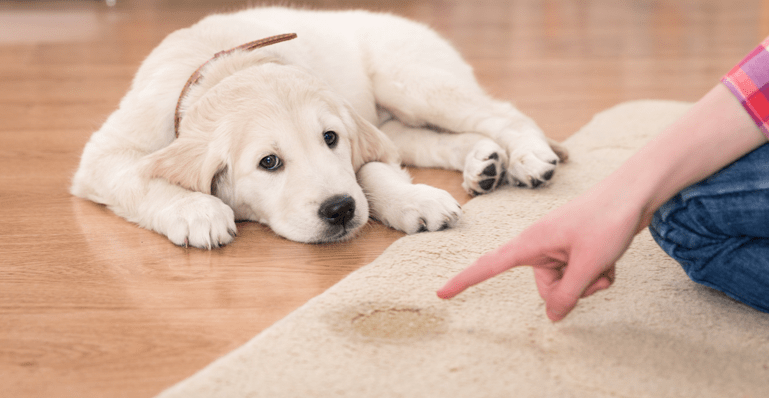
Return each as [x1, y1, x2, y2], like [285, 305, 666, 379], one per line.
[1, 0, 767, 397]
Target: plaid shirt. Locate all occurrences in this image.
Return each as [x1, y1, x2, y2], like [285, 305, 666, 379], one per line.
[722, 37, 769, 139]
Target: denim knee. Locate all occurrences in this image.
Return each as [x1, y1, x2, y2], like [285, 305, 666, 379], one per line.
[650, 195, 769, 313]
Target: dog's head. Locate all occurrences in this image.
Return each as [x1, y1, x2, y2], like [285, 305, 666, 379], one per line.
[144, 62, 398, 243]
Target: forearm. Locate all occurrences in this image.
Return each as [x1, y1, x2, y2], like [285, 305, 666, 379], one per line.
[593, 84, 767, 231]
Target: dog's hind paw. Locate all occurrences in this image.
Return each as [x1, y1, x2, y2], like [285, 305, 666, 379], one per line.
[462, 139, 508, 196]
[506, 150, 559, 189]
[504, 133, 563, 189]
[158, 193, 237, 249]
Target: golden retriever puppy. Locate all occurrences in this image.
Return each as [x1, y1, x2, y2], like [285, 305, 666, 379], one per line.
[71, 7, 567, 248]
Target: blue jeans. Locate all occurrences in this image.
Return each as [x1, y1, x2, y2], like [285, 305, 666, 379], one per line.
[649, 142, 769, 313]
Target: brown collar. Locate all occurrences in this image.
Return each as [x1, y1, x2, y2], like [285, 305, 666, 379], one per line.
[174, 33, 298, 137]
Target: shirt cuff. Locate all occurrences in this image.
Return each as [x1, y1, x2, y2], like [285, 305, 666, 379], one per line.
[721, 37, 769, 139]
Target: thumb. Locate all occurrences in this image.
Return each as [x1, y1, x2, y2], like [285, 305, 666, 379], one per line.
[541, 252, 604, 322]
[545, 287, 581, 322]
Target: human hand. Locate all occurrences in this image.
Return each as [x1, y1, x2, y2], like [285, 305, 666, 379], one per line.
[437, 189, 643, 322]
[437, 84, 769, 321]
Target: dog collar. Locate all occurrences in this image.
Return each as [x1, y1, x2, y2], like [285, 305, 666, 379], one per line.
[174, 33, 298, 137]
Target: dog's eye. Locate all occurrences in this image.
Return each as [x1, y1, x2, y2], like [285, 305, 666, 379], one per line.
[323, 131, 338, 148]
[259, 155, 282, 171]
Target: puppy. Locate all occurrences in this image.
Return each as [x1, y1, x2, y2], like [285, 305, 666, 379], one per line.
[71, 7, 567, 248]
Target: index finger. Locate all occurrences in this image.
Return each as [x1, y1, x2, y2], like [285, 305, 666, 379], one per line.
[437, 241, 530, 299]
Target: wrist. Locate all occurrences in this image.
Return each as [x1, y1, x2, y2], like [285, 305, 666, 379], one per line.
[578, 140, 675, 234]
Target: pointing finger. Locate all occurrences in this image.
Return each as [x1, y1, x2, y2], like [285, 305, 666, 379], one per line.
[437, 239, 537, 299]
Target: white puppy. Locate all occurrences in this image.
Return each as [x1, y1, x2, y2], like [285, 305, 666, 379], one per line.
[71, 7, 567, 248]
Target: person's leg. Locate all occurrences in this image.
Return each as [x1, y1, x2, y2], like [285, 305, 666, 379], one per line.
[650, 143, 769, 312]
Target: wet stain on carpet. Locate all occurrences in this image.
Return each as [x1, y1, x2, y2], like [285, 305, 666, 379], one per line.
[330, 303, 448, 343]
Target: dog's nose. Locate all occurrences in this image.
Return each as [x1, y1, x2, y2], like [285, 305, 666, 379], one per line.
[318, 195, 356, 226]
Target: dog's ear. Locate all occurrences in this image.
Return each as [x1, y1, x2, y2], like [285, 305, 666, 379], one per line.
[142, 137, 227, 195]
[348, 110, 401, 171]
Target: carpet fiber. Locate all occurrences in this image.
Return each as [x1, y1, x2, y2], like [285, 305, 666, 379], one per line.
[156, 101, 769, 398]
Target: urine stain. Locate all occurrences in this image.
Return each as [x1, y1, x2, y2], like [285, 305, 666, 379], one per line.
[332, 303, 447, 342]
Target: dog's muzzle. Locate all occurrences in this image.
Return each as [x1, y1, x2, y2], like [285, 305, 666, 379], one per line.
[318, 195, 356, 226]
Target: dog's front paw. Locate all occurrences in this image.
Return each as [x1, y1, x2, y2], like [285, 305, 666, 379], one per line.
[158, 193, 237, 249]
[384, 184, 461, 234]
[462, 138, 508, 196]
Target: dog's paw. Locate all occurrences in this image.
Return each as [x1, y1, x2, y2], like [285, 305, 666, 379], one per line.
[383, 184, 461, 234]
[505, 137, 562, 189]
[159, 193, 237, 249]
[462, 138, 508, 196]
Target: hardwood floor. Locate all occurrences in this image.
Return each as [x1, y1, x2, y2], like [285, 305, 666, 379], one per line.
[1, 0, 766, 397]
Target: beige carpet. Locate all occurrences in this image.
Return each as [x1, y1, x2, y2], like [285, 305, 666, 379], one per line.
[155, 101, 769, 398]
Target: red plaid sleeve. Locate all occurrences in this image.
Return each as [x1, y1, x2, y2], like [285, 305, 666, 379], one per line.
[722, 37, 769, 139]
